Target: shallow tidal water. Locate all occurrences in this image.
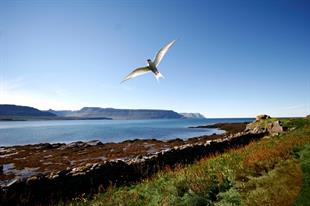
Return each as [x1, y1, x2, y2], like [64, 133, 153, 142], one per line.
[0, 118, 253, 146]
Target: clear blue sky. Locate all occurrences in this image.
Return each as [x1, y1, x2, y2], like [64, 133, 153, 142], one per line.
[0, 0, 309, 117]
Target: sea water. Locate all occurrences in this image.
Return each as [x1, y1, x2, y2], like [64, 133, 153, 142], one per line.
[0, 118, 253, 146]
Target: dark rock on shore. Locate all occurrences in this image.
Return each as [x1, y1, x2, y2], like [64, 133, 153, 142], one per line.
[63, 140, 103, 149]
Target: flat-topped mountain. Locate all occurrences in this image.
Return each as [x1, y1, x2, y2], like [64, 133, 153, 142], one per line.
[49, 107, 183, 120]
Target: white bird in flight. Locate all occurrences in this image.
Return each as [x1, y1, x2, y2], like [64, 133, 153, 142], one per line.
[121, 40, 176, 83]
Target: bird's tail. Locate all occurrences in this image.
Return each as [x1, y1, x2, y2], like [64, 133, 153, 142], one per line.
[155, 72, 164, 80]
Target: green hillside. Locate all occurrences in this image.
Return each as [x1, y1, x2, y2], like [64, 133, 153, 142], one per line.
[62, 117, 310, 206]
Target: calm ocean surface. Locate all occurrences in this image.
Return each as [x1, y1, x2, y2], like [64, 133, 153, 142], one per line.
[0, 118, 253, 146]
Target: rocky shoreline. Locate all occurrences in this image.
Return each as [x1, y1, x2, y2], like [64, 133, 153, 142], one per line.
[189, 122, 249, 134]
[0, 121, 277, 205]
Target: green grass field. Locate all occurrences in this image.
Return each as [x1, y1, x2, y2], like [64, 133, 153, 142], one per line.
[62, 117, 310, 206]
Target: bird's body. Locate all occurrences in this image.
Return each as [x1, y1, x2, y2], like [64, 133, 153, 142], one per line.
[147, 59, 162, 79]
[147, 59, 157, 73]
[121, 40, 176, 83]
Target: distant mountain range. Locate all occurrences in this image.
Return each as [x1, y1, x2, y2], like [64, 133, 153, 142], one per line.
[0, 104, 205, 120]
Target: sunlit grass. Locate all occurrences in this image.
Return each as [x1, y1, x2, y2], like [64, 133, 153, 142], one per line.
[294, 144, 310, 205]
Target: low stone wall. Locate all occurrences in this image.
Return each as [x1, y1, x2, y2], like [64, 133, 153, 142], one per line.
[0, 131, 266, 206]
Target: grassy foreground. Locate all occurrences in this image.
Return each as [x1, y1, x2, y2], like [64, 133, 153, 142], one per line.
[63, 117, 310, 206]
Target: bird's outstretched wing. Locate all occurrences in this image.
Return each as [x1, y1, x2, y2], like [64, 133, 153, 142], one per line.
[153, 40, 176, 67]
[121, 66, 151, 83]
